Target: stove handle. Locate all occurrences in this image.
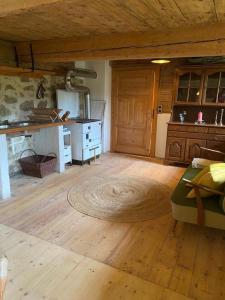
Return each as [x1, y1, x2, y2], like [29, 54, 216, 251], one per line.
[89, 146, 99, 151]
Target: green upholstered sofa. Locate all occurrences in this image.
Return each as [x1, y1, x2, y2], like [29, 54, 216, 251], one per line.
[171, 147, 225, 230]
[171, 165, 225, 230]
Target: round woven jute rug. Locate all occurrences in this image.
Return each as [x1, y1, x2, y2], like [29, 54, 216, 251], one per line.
[67, 175, 171, 222]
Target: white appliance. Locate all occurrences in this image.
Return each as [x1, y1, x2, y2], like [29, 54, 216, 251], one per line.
[57, 89, 102, 164]
[56, 89, 80, 119]
[69, 119, 102, 164]
[63, 128, 72, 164]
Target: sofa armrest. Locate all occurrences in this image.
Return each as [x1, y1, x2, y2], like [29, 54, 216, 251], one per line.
[200, 147, 225, 157]
[182, 178, 224, 196]
[182, 178, 224, 225]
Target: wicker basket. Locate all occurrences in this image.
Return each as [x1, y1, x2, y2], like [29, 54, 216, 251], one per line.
[19, 149, 57, 178]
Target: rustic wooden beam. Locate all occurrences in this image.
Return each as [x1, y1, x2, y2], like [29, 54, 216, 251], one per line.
[0, 40, 15, 66]
[0, 65, 65, 77]
[15, 22, 225, 62]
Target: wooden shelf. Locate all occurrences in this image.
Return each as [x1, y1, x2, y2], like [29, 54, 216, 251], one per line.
[0, 65, 64, 77]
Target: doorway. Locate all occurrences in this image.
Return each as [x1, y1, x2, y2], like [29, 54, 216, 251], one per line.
[111, 64, 159, 157]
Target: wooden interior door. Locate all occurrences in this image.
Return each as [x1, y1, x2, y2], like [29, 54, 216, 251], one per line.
[112, 67, 158, 156]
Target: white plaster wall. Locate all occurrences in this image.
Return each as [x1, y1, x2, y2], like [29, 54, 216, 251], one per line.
[85, 60, 111, 152]
[155, 113, 171, 158]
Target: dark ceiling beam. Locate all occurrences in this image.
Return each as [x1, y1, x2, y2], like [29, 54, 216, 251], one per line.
[15, 23, 225, 62]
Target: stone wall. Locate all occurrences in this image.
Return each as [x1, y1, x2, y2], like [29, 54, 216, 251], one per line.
[0, 74, 64, 175]
[0, 75, 65, 121]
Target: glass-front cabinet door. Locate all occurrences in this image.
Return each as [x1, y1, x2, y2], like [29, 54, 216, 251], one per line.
[175, 70, 202, 104]
[203, 71, 225, 105]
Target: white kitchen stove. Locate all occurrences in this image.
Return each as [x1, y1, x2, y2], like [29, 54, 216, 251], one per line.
[69, 119, 102, 165]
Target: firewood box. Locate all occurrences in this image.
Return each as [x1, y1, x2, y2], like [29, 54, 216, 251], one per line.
[19, 149, 57, 178]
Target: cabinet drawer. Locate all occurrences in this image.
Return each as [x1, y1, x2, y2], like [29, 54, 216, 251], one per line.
[168, 124, 208, 133]
[83, 144, 101, 161]
[168, 130, 208, 140]
[64, 145, 71, 156]
[165, 137, 185, 162]
[208, 127, 225, 135]
[64, 153, 72, 163]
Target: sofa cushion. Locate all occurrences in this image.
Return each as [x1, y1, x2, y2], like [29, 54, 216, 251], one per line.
[186, 163, 225, 198]
[171, 165, 223, 214]
[219, 190, 225, 214]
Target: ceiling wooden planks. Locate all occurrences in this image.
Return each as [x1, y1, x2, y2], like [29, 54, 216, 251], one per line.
[173, 0, 217, 24]
[0, 0, 62, 17]
[214, 0, 225, 22]
[142, 0, 188, 28]
[2, 0, 225, 63]
[0, 0, 224, 42]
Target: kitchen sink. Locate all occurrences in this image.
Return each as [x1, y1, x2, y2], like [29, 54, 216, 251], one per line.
[10, 121, 38, 127]
[0, 121, 38, 130]
[0, 124, 10, 129]
[17, 122, 30, 127]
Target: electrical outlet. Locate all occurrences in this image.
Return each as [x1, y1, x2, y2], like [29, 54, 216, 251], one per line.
[158, 104, 163, 113]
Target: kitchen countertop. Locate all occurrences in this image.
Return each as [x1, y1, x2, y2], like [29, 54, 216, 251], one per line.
[168, 121, 225, 128]
[0, 120, 77, 135]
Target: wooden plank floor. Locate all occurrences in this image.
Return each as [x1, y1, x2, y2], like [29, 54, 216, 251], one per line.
[0, 224, 192, 300]
[0, 153, 225, 300]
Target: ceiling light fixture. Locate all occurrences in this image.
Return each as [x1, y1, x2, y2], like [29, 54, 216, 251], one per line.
[151, 59, 171, 64]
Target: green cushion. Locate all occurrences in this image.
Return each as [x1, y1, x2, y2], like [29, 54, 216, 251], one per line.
[219, 189, 225, 214]
[171, 165, 224, 214]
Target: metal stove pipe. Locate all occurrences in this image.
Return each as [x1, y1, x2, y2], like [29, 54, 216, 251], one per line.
[65, 69, 97, 119]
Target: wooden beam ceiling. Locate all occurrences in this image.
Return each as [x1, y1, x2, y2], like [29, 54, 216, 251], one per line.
[0, 38, 74, 75]
[0, 0, 224, 42]
[15, 23, 225, 62]
[3, 0, 225, 62]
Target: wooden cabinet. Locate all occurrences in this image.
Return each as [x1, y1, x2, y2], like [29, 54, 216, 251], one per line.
[174, 66, 225, 107]
[165, 137, 185, 162]
[185, 139, 206, 163]
[175, 69, 203, 105]
[203, 71, 225, 105]
[165, 123, 225, 164]
[205, 140, 225, 160]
